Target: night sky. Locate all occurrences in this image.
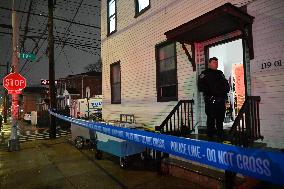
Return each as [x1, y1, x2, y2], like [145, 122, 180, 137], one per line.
[0, 0, 101, 89]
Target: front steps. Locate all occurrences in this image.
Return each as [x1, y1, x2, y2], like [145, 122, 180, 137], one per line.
[159, 129, 276, 189]
[160, 153, 282, 189]
[160, 157, 243, 189]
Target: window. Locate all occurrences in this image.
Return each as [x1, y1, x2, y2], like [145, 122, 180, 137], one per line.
[135, 0, 150, 17]
[110, 62, 121, 104]
[156, 42, 177, 102]
[107, 0, 117, 35]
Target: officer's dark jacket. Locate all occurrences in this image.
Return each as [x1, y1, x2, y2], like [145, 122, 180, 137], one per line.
[198, 69, 230, 98]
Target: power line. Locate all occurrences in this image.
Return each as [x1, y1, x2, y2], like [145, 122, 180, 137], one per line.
[0, 6, 100, 29]
[20, 0, 34, 51]
[68, 44, 99, 55]
[56, 0, 100, 9]
[63, 49, 74, 74]
[1, 31, 100, 50]
[19, 23, 48, 74]
[0, 24, 12, 29]
[21, 26, 101, 42]
[2, 0, 101, 79]
[54, 0, 85, 62]
[20, 32, 100, 77]
[54, 3, 99, 16]
[54, 22, 99, 51]
[18, 0, 28, 33]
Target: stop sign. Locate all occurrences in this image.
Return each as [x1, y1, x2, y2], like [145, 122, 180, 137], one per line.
[3, 73, 26, 94]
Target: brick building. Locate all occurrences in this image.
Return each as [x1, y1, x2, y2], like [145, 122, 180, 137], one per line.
[57, 71, 102, 109]
[21, 87, 49, 114]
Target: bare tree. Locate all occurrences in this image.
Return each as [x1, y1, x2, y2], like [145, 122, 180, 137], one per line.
[84, 58, 102, 72]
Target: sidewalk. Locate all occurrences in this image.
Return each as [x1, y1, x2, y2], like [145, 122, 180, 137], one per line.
[0, 136, 206, 189]
[0, 121, 70, 145]
[0, 122, 12, 150]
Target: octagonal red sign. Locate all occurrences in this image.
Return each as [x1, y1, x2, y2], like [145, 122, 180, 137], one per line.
[3, 73, 26, 94]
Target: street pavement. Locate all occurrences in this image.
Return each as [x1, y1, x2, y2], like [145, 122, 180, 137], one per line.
[0, 121, 70, 148]
[0, 122, 206, 189]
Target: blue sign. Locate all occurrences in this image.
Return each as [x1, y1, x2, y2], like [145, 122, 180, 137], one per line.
[49, 110, 284, 185]
[91, 101, 102, 108]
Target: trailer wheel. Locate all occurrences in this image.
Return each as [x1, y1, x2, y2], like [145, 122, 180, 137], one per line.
[75, 136, 84, 149]
[140, 151, 148, 161]
[119, 157, 128, 169]
[95, 150, 103, 159]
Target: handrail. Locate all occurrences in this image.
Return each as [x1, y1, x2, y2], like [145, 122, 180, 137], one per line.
[228, 96, 263, 147]
[155, 100, 194, 136]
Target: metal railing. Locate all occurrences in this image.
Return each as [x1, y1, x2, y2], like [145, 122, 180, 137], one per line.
[228, 96, 263, 147]
[155, 100, 194, 136]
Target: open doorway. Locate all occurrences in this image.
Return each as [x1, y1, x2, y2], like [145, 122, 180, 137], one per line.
[208, 39, 245, 127]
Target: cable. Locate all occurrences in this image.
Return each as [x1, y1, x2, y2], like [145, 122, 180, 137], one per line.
[67, 44, 98, 55]
[19, 23, 48, 74]
[53, 22, 74, 74]
[0, 6, 100, 29]
[54, 0, 85, 62]
[18, 0, 27, 32]
[57, 0, 100, 9]
[0, 33, 12, 76]
[20, 0, 34, 51]
[63, 49, 74, 74]
[5, 0, 101, 79]
[54, 3, 99, 16]
[21, 26, 101, 42]
[20, 35, 47, 75]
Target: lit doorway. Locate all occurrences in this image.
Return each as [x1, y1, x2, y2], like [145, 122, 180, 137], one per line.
[208, 39, 245, 127]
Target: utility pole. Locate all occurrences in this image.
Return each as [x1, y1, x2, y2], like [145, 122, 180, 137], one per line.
[87, 94, 90, 119]
[8, 0, 20, 151]
[5, 62, 9, 123]
[48, 0, 56, 138]
[3, 88, 8, 123]
[0, 62, 10, 123]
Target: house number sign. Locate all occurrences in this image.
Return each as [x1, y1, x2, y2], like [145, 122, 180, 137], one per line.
[261, 59, 282, 70]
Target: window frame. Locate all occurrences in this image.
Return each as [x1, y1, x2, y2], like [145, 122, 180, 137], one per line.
[156, 41, 178, 102]
[107, 0, 117, 36]
[110, 61, 121, 104]
[134, 0, 150, 18]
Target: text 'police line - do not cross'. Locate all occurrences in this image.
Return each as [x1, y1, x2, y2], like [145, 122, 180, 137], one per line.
[3, 73, 26, 94]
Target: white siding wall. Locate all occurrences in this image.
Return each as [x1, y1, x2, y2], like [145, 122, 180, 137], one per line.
[247, 0, 284, 148]
[101, 0, 284, 148]
[101, 0, 245, 127]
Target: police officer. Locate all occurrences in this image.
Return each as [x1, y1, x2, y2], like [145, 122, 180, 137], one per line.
[198, 57, 230, 140]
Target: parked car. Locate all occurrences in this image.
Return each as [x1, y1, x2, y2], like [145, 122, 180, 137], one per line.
[23, 112, 31, 123]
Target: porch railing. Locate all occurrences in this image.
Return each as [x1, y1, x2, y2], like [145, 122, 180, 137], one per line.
[228, 96, 263, 147]
[155, 100, 194, 136]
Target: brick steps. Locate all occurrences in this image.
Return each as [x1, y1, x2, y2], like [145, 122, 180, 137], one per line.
[160, 157, 237, 189]
[160, 157, 282, 189]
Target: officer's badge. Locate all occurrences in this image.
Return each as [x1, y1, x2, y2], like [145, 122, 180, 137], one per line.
[199, 73, 205, 79]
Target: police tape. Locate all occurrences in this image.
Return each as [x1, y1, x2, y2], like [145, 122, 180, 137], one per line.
[49, 110, 284, 185]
